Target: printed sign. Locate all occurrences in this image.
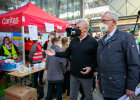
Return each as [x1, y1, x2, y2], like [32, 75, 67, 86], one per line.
[28, 25, 38, 40]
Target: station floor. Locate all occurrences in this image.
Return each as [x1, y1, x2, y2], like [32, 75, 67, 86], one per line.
[0, 70, 140, 100]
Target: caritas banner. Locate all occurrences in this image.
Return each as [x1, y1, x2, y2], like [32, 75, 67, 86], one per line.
[0, 15, 22, 27]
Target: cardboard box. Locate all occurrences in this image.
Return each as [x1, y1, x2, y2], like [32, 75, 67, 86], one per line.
[5, 84, 37, 100]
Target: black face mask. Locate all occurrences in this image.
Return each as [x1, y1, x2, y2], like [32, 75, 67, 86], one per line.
[71, 28, 82, 36]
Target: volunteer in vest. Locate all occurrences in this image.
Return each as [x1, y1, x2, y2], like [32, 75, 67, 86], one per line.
[25, 38, 33, 61]
[0, 36, 19, 59]
[28, 35, 45, 87]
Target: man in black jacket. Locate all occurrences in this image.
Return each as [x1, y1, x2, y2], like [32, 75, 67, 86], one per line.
[46, 19, 98, 100]
[98, 11, 140, 100]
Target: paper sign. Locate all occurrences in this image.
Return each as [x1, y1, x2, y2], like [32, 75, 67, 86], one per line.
[45, 23, 54, 32]
[28, 25, 38, 40]
[57, 26, 62, 30]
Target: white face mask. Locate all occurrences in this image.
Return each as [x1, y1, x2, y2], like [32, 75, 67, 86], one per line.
[100, 23, 109, 33]
[59, 44, 62, 48]
[48, 38, 51, 41]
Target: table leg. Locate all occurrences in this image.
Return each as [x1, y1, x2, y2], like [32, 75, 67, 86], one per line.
[31, 74, 34, 87]
[24, 76, 26, 85]
[4, 73, 8, 88]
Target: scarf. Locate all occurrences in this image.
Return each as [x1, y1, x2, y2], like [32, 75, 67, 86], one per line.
[4, 43, 12, 50]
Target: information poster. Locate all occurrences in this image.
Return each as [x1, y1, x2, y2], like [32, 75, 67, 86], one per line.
[45, 23, 54, 32]
[28, 25, 38, 40]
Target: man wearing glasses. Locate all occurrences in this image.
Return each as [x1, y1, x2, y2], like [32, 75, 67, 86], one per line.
[97, 11, 140, 100]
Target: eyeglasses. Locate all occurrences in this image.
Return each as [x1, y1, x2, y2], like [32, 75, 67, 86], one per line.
[100, 19, 113, 23]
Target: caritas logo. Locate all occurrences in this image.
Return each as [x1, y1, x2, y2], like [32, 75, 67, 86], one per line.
[2, 17, 19, 25]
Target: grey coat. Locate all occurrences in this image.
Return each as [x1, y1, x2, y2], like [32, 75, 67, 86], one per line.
[46, 45, 66, 83]
[97, 28, 140, 98]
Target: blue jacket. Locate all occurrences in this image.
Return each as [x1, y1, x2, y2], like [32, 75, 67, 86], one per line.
[97, 28, 140, 98]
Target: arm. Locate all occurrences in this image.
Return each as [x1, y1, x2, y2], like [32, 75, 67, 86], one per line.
[0, 45, 8, 56]
[13, 43, 19, 55]
[56, 45, 71, 58]
[59, 58, 66, 73]
[89, 40, 98, 72]
[46, 43, 72, 58]
[125, 35, 140, 91]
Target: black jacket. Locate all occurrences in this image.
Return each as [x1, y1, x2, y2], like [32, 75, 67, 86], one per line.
[56, 35, 98, 79]
[43, 41, 48, 50]
[97, 28, 140, 98]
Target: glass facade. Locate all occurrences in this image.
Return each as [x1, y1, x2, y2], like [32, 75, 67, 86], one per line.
[0, 0, 140, 21]
[0, 0, 81, 21]
[84, 0, 109, 18]
[84, 0, 140, 19]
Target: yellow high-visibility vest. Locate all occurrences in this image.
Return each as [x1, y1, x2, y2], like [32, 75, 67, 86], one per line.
[2, 43, 18, 59]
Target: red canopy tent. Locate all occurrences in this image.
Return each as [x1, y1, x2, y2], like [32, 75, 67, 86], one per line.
[0, 2, 71, 63]
[0, 2, 70, 32]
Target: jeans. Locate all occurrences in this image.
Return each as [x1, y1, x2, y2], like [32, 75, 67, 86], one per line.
[104, 97, 118, 100]
[47, 82, 63, 100]
[70, 75, 94, 100]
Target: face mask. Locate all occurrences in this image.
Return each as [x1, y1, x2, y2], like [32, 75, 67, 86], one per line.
[134, 36, 138, 40]
[48, 38, 51, 41]
[100, 23, 108, 33]
[5, 40, 10, 44]
[71, 28, 82, 36]
[59, 44, 62, 48]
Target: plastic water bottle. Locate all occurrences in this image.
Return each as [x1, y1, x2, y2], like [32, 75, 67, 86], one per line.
[28, 64, 32, 72]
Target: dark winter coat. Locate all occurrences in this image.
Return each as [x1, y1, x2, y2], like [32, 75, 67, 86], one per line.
[97, 28, 140, 98]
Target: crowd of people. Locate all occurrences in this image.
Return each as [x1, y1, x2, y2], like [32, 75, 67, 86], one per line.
[0, 11, 140, 100]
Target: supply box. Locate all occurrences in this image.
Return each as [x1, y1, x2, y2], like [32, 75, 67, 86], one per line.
[5, 84, 37, 100]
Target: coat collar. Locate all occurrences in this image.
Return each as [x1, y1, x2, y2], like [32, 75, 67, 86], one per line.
[101, 28, 120, 46]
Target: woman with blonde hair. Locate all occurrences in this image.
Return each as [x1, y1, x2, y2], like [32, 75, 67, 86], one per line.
[61, 37, 70, 100]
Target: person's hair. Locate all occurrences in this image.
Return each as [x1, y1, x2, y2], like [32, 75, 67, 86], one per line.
[38, 33, 41, 39]
[102, 11, 118, 23]
[76, 19, 89, 28]
[51, 37, 60, 45]
[61, 37, 69, 51]
[61, 37, 68, 45]
[3, 36, 10, 44]
[33, 40, 37, 43]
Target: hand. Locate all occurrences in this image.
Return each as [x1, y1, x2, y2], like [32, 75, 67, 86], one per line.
[26, 62, 30, 66]
[126, 89, 136, 99]
[7, 56, 11, 59]
[45, 49, 55, 56]
[94, 72, 98, 77]
[80, 67, 91, 75]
